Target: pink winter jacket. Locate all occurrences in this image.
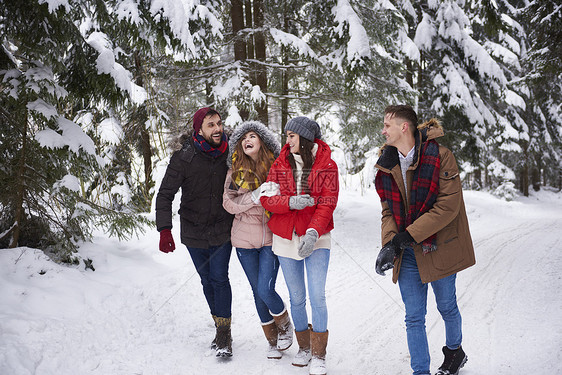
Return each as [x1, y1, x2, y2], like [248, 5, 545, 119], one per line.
[222, 169, 273, 249]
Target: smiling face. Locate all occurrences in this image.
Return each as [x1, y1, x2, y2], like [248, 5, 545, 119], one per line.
[199, 113, 223, 147]
[240, 131, 262, 161]
[286, 131, 300, 154]
[382, 113, 407, 147]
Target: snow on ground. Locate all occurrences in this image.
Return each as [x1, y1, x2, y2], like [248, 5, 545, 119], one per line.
[1, 187, 561, 375]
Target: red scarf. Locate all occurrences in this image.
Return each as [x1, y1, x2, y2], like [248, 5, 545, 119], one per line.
[192, 133, 228, 158]
[375, 140, 440, 254]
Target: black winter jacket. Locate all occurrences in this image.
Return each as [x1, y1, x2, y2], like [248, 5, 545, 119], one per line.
[155, 136, 234, 249]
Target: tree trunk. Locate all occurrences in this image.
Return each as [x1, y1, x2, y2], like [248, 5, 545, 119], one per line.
[231, 0, 247, 62]
[245, 0, 254, 61]
[253, 0, 268, 125]
[520, 164, 529, 197]
[133, 51, 153, 207]
[280, 8, 290, 143]
[10, 109, 28, 248]
[474, 168, 482, 190]
[231, 0, 248, 120]
[532, 167, 541, 191]
[532, 153, 541, 191]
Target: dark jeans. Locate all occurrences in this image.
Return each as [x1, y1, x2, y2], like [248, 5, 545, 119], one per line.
[236, 246, 285, 323]
[187, 241, 233, 318]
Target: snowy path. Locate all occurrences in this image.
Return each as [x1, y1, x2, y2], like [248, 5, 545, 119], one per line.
[1, 189, 561, 374]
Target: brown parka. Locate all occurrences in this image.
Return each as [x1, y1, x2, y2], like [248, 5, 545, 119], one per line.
[375, 119, 476, 284]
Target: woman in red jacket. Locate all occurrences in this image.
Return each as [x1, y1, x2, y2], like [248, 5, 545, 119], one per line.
[261, 116, 338, 375]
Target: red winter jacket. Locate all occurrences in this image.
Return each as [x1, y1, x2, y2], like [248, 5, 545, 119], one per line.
[261, 139, 339, 240]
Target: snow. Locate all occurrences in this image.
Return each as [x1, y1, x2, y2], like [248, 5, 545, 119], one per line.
[85, 32, 147, 105]
[115, 0, 141, 25]
[399, 29, 420, 61]
[224, 104, 243, 128]
[149, 0, 197, 55]
[486, 159, 516, 181]
[414, 13, 436, 51]
[269, 28, 318, 59]
[332, 0, 371, 65]
[26, 99, 58, 120]
[1, 187, 562, 374]
[53, 174, 81, 193]
[212, 73, 248, 102]
[35, 117, 97, 155]
[504, 90, 526, 111]
[98, 117, 124, 145]
[38, 0, 70, 13]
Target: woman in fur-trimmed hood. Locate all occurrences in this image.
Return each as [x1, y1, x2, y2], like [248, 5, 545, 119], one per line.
[222, 120, 293, 360]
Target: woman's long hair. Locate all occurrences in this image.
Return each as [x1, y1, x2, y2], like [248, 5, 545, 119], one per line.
[232, 133, 275, 190]
[288, 136, 315, 194]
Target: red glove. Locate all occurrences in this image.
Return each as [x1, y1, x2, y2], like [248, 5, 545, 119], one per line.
[159, 229, 176, 253]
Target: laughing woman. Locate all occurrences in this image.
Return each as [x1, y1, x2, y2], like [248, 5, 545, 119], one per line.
[260, 116, 339, 375]
[222, 121, 293, 359]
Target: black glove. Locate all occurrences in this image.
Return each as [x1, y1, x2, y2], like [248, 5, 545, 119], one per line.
[391, 231, 415, 250]
[375, 242, 400, 276]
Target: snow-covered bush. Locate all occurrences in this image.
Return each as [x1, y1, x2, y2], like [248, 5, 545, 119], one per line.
[492, 181, 519, 201]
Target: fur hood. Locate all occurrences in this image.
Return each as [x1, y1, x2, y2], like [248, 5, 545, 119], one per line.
[227, 121, 281, 168]
[169, 132, 192, 152]
[417, 118, 444, 141]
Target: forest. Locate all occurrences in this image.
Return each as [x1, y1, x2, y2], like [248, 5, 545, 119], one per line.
[0, 0, 560, 261]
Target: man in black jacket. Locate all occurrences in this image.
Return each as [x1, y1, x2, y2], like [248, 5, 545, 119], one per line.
[156, 107, 234, 357]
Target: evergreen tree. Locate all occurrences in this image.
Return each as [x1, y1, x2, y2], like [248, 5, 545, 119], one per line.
[399, 0, 510, 188]
[520, 0, 562, 192]
[0, 0, 219, 261]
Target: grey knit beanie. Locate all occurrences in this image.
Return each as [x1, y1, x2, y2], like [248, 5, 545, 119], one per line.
[285, 116, 321, 142]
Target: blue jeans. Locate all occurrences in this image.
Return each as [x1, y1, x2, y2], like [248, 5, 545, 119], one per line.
[187, 241, 233, 318]
[398, 247, 462, 375]
[278, 249, 330, 332]
[236, 246, 285, 323]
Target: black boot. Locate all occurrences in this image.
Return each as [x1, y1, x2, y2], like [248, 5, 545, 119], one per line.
[215, 317, 232, 358]
[435, 346, 467, 375]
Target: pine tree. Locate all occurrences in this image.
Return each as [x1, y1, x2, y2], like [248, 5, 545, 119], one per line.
[0, 0, 219, 261]
[399, 0, 509, 188]
[520, 0, 562, 192]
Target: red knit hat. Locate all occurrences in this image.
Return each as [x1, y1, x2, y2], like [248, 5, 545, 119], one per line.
[193, 107, 219, 133]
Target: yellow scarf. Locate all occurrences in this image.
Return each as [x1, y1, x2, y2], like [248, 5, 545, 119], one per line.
[231, 150, 274, 217]
[231, 149, 274, 190]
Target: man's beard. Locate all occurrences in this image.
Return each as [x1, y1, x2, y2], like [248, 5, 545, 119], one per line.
[204, 132, 223, 147]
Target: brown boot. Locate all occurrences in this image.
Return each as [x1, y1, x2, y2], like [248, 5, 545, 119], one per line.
[211, 315, 218, 349]
[309, 330, 328, 375]
[261, 321, 282, 359]
[215, 317, 232, 358]
[292, 325, 312, 367]
[272, 308, 293, 351]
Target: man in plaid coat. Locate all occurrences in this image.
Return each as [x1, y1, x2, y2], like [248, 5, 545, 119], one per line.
[374, 105, 475, 375]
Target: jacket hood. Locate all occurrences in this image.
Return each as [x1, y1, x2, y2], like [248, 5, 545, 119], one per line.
[417, 118, 444, 141]
[227, 121, 281, 167]
[277, 138, 333, 169]
[169, 133, 192, 152]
